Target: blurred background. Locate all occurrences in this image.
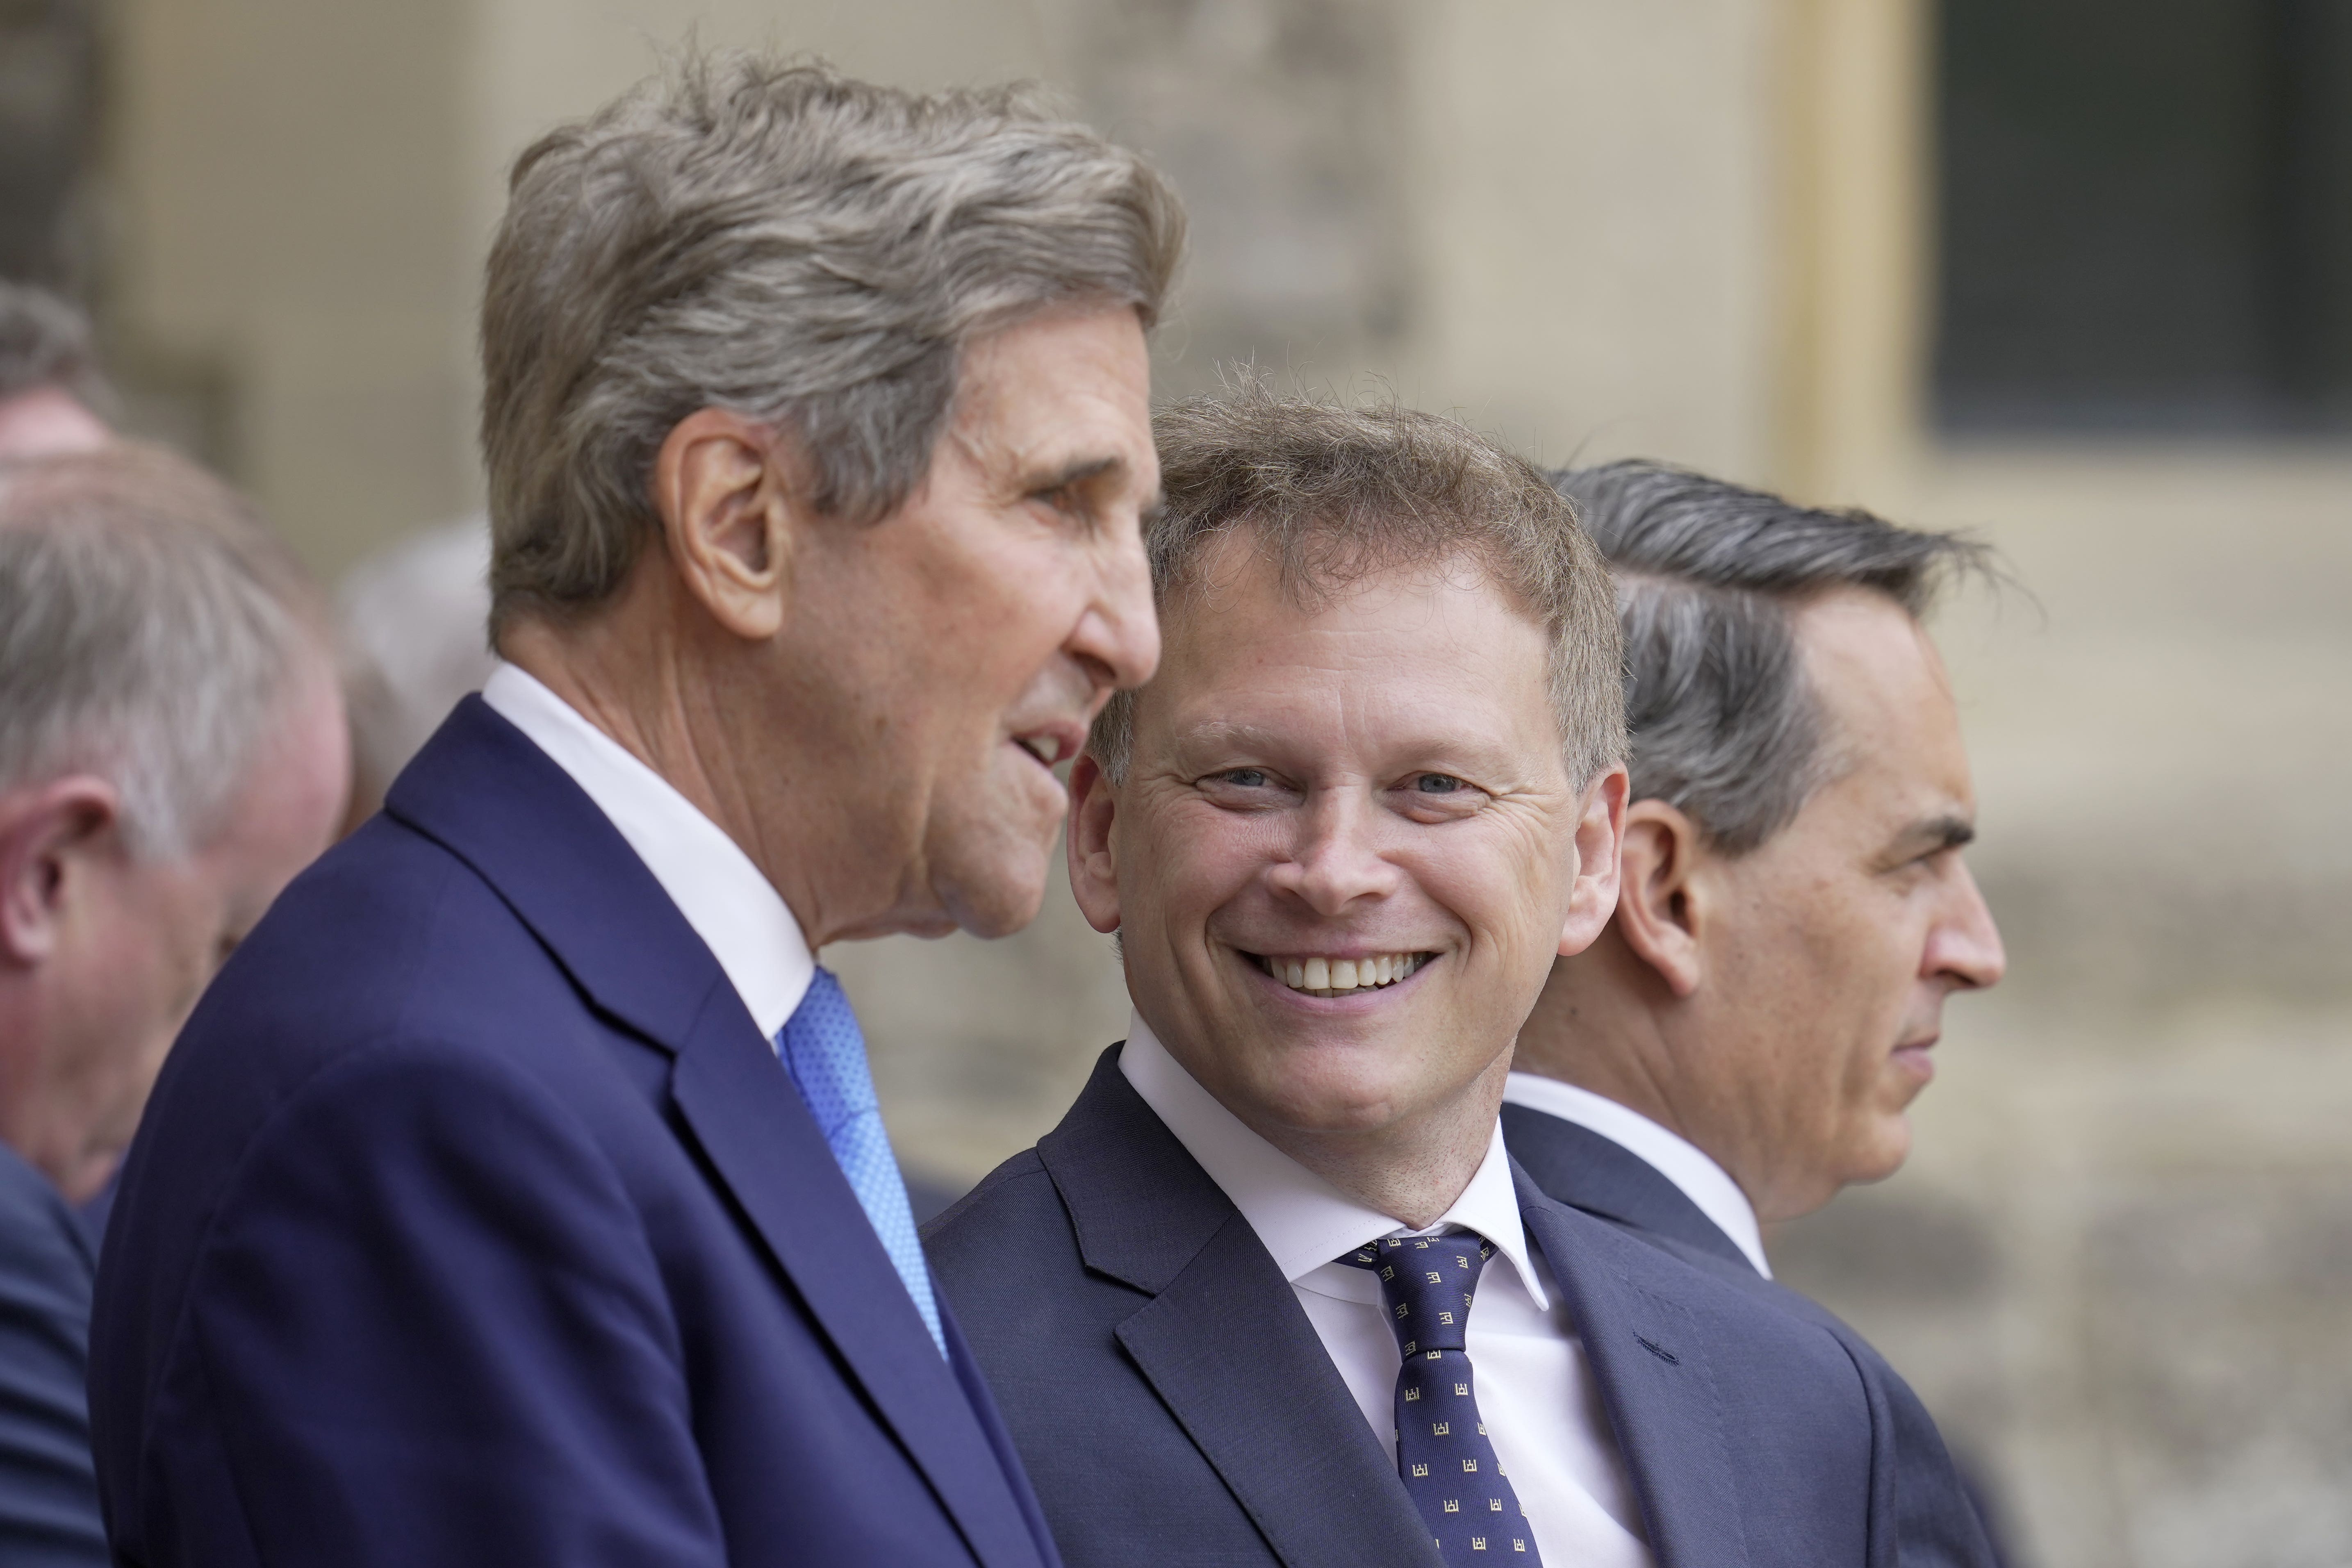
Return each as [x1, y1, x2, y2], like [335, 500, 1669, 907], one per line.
[7, 0, 2349, 1561]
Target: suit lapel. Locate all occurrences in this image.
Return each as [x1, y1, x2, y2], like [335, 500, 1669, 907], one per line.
[1040, 1054, 1440, 1568]
[671, 1010, 1048, 1568]
[1500, 1104, 1755, 1273]
[1517, 1173, 1751, 1568]
[388, 699, 1045, 1568]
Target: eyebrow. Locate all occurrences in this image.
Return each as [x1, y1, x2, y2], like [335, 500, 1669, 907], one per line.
[1891, 814, 1976, 857]
[1019, 454, 1129, 497]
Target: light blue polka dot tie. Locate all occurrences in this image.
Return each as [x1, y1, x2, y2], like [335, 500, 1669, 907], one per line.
[774, 967, 946, 1357]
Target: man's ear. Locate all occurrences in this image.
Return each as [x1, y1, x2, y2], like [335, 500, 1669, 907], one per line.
[0, 777, 122, 966]
[1558, 765, 1629, 958]
[651, 409, 804, 642]
[1065, 753, 1123, 935]
[1613, 797, 1707, 997]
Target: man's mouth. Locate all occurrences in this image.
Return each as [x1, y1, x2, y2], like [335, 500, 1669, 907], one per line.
[1248, 951, 1432, 997]
[1009, 727, 1080, 770]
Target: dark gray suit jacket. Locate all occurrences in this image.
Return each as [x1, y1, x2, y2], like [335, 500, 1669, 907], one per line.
[928, 1045, 1933, 1568]
[1500, 1102, 2000, 1568]
[0, 1142, 108, 1566]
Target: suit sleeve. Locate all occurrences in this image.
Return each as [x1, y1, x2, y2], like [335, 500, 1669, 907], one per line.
[0, 1179, 109, 1568]
[137, 1040, 728, 1568]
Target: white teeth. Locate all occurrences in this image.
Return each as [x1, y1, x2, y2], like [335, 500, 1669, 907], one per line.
[1262, 952, 1425, 996]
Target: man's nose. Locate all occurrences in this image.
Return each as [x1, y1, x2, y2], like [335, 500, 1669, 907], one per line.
[1263, 794, 1399, 918]
[1926, 860, 2006, 991]
[1068, 535, 1161, 697]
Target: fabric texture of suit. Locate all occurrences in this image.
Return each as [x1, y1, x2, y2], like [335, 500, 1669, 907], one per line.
[929, 1045, 1932, 1568]
[87, 696, 1061, 1568]
[1501, 1103, 2000, 1568]
[0, 1143, 108, 1566]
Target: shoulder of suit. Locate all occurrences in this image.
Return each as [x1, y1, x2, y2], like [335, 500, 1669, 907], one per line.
[922, 1147, 1052, 1246]
[1528, 1187, 1865, 1350]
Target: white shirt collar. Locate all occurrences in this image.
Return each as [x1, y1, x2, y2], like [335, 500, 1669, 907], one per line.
[1120, 1010, 1548, 1311]
[1502, 1071, 1771, 1278]
[480, 662, 815, 1040]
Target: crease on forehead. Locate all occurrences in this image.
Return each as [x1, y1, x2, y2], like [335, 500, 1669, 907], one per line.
[1170, 522, 1528, 626]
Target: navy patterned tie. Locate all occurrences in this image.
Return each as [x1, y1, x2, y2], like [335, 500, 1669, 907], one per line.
[1342, 1234, 1543, 1564]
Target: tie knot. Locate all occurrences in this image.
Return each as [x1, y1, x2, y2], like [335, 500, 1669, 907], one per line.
[1339, 1232, 1494, 1355]
[776, 967, 878, 1141]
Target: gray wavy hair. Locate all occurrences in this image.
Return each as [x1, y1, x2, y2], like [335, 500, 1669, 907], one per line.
[1092, 387, 1628, 789]
[0, 445, 322, 858]
[0, 282, 112, 412]
[480, 53, 1187, 635]
[1553, 460, 1993, 854]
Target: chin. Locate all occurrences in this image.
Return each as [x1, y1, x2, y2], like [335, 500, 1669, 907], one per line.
[1239, 1041, 1422, 1136]
[934, 844, 1052, 938]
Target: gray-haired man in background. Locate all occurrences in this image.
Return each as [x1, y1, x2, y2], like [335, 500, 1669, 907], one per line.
[0, 446, 349, 1566]
[1502, 460, 2009, 1565]
[0, 286, 112, 459]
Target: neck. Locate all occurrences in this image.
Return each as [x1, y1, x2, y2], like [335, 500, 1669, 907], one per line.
[1516, 941, 1771, 1210]
[1245, 1052, 1511, 1231]
[0, 986, 119, 1206]
[499, 576, 879, 949]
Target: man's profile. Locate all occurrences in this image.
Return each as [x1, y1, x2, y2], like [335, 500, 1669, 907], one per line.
[1505, 458, 2008, 1564]
[90, 54, 1182, 1568]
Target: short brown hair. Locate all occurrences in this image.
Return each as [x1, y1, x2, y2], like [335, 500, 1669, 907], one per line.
[1092, 387, 1627, 787]
[481, 53, 1186, 636]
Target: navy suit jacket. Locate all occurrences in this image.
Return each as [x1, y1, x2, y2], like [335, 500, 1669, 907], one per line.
[928, 1046, 1918, 1568]
[0, 1144, 107, 1566]
[88, 697, 1061, 1568]
[1500, 1103, 1999, 1568]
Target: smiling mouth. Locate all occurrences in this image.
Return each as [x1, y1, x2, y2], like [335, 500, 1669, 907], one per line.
[1249, 951, 1432, 997]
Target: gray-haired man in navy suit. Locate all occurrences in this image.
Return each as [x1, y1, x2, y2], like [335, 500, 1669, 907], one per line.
[89, 57, 1179, 1568]
[1504, 460, 2011, 1566]
[929, 392, 1985, 1568]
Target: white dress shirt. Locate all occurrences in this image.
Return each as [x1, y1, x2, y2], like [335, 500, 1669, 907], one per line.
[1501, 1072, 1771, 1279]
[1121, 1016, 1653, 1568]
[481, 662, 815, 1039]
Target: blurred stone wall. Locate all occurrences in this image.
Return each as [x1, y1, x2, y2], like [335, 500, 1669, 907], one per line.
[40, 1, 2352, 1563]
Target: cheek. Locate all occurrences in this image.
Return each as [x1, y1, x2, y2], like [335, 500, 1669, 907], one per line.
[1408, 826, 1563, 955]
[1129, 813, 1259, 934]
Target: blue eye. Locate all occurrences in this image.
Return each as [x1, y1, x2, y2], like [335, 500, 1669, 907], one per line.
[1416, 774, 1463, 794]
[1223, 769, 1268, 788]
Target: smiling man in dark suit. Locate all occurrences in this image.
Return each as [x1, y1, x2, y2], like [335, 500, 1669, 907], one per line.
[929, 391, 1957, 1568]
[1504, 460, 2011, 1566]
[88, 55, 1181, 1568]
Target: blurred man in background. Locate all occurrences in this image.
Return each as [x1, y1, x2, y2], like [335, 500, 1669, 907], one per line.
[0, 445, 347, 1566]
[0, 286, 110, 460]
[90, 55, 1178, 1568]
[336, 514, 494, 824]
[931, 394, 1970, 1568]
[1504, 460, 2008, 1564]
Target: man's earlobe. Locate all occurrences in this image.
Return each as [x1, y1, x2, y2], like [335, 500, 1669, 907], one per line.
[1614, 801, 1706, 998]
[654, 410, 801, 642]
[0, 778, 120, 966]
[1065, 753, 1124, 936]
